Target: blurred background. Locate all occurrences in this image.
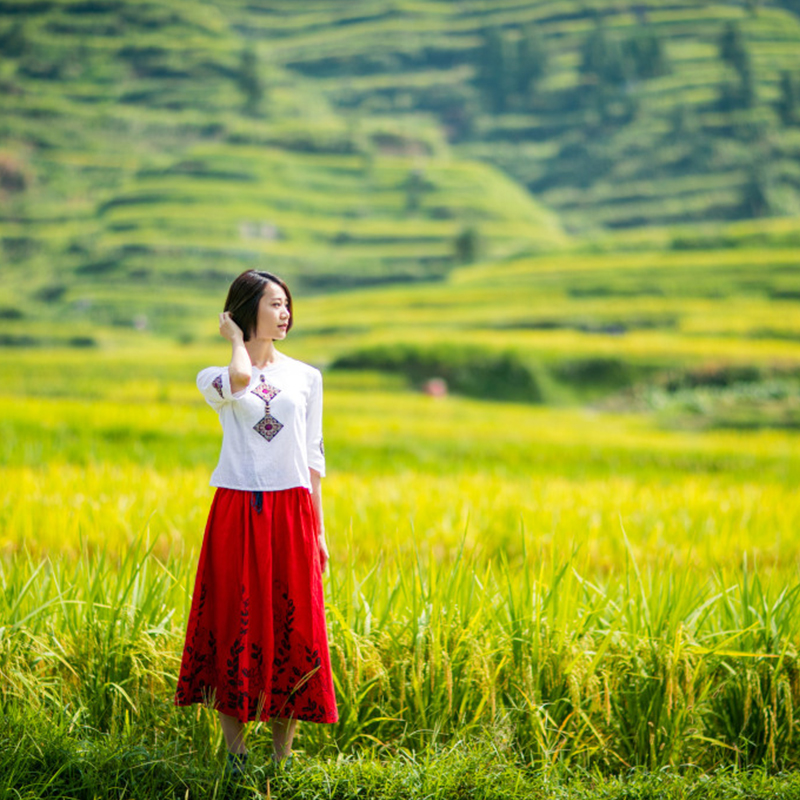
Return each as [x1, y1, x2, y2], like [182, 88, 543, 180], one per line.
[1, 0, 800, 520]
[0, 0, 798, 343]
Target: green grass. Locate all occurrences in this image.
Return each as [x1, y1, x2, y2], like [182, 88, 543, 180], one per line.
[1, 341, 800, 779]
[7, 705, 800, 800]
[2, 521, 800, 782]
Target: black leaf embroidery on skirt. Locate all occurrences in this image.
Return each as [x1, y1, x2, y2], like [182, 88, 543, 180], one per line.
[175, 583, 211, 705]
[176, 582, 334, 722]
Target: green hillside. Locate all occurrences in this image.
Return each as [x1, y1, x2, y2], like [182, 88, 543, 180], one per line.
[1, 0, 800, 343]
[275, 0, 800, 229]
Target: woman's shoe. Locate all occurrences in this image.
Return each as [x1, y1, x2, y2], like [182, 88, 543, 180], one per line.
[225, 751, 248, 777]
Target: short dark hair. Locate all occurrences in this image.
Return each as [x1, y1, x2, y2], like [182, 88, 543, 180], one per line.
[223, 270, 293, 341]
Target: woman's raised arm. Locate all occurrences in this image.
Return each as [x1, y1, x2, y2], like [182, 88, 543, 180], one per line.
[219, 311, 251, 393]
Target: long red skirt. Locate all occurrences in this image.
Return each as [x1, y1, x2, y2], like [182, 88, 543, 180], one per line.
[174, 487, 338, 724]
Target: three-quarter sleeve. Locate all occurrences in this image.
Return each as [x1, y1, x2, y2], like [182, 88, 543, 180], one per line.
[306, 369, 326, 476]
[197, 366, 248, 410]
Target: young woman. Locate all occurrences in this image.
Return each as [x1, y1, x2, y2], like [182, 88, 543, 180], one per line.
[174, 270, 338, 774]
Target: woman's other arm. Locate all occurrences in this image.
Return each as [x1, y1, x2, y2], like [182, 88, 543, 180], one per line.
[309, 468, 329, 573]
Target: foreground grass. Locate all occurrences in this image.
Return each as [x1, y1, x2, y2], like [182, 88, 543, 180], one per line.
[3, 536, 800, 773]
[5, 705, 800, 800]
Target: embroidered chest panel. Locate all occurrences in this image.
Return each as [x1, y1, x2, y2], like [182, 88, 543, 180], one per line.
[251, 380, 284, 442]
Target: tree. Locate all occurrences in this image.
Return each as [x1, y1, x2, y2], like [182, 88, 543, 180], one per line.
[237, 47, 264, 115]
[778, 70, 799, 125]
[717, 22, 755, 110]
[518, 24, 547, 96]
[479, 28, 517, 113]
[0, 22, 27, 59]
[625, 28, 669, 80]
[578, 24, 642, 124]
[718, 78, 751, 112]
[719, 22, 749, 74]
[742, 166, 770, 217]
[581, 25, 628, 88]
[403, 169, 432, 212]
[739, 61, 756, 109]
[454, 226, 481, 264]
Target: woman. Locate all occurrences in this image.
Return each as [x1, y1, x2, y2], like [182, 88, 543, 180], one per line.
[174, 269, 338, 774]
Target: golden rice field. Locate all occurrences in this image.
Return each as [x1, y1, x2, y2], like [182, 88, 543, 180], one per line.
[2, 254, 800, 777]
[1, 353, 798, 576]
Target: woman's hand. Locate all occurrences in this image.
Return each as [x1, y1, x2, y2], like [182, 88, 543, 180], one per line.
[318, 533, 330, 574]
[219, 311, 244, 343]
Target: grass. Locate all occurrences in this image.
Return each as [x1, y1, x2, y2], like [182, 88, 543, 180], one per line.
[7, 708, 800, 800]
[1, 342, 800, 787]
[4, 1, 800, 792]
[2, 525, 800, 785]
[2, 353, 800, 567]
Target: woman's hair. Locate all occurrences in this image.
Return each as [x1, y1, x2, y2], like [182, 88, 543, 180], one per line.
[223, 270, 293, 341]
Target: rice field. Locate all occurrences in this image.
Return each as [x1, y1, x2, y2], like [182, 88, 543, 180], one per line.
[1, 382, 799, 571]
[2, 235, 800, 797]
[2, 324, 800, 793]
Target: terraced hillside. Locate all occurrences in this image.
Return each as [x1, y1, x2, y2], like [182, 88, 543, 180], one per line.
[299, 247, 800, 365]
[1, 0, 800, 344]
[0, 0, 567, 344]
[268, 0, 800, 230]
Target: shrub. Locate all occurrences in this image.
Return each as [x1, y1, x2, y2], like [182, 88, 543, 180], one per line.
[331, 343, 542, 403]
[68, 336, 97, 348]
[662, 363, 764, 392]
[454, 226, 481, 265]
[551, 357, 636, 389]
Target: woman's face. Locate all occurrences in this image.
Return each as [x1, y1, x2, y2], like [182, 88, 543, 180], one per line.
[254, 281, 290, 340]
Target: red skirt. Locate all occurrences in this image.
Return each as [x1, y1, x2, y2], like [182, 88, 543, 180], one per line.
[174, 487, 338, 724]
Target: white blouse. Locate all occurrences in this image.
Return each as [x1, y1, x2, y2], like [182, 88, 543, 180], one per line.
[197, 356, 326, 492]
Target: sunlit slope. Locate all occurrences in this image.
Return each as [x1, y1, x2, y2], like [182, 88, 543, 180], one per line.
[76, 148, 564, 271]
[0, 142, 564, 342]
[0, 0, 570, 340]
[285, 247, 800, 369]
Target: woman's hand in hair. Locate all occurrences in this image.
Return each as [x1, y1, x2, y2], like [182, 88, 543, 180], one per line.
[220, 312, 251, 393]
[219, 311, 244, 343]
